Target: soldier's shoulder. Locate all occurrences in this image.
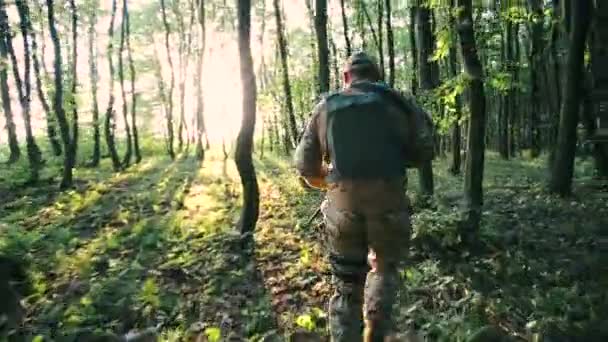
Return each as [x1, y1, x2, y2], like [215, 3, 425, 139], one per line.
[312, 90, 343, 114]
[362, 82, 414, 103]
[316, 90, 342, 104]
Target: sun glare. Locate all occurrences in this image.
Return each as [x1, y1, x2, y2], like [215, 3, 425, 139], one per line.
[0, 0, 312, 149]
[193, 0, 310, 145]
[201, 31, 244, 145]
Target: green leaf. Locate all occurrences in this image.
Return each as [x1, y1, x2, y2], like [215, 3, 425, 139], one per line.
[311, 307, 326, 319]
[299, 247, 311, 266]
[431, 27, 451, 62]
[295, 314, 316, 331]
[204, 327, 222, 342]
[139, 277, 160, 308]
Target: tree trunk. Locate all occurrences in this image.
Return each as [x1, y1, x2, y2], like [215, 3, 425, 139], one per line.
[160, 0, 176, 159]
[26, 4, 59, 157]
[448, 0, 462, 175]
[5, 0, 38, 171]
[359, 0, 379, 61]
[339, 0, 351, 56]
[549, 0, 592, 195]
[456, 0, 487, 236]
[304, 0, 319, 95]
[14, 0, 44, 181]
[281, 111, 291, 155]
[511, 23, 520, 156]
[499, 20, 513, 159]
[315, 0, 330, 94]
[222, 138, 229, 161]
[274, 111, 280, 153]
[105, 0, 121, 170]
[119, 0, 133, 168]
[497, 20, 505, 155]
[273, 0, 297, 148]
[528, 0, 544, 158]
[187, 2, 196, 149]
[409, 6, 418, 96]
[0, 1, 19, 163]
[416, 7, 436, 90]
[330, 33, 341, 90]
[580, 72, 608, 178]
[258, 0, 268, 91]
[195, 0, 206, 161]
[153, 42, 172, 156]
[268, 113, 276, 153]
[430, 12, 440, 87]
[124, 0, 140, 163]
[66, 0, 79, 176]
[88, 0, 101, 166]
[236, 0, 260, 237]
[562, 0, 572, 34]
[551, 0, 563, 115]
[376, 0, 384, 81]
[385, 0, 395, 87]
[547, 1, 563, 152]
[542, 58, 559, 153]
[47, 0, 75, 188]
[356, 1, 367, 50]
[177, 8, 186, 152]
[588, 0, 608, 178]
[173, 1, 189, 152]
[415, 5, 436, 198]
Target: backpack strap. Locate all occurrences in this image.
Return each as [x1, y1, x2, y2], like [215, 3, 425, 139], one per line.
[319, 92, 341, 165]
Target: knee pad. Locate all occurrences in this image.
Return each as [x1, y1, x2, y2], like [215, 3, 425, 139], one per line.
[329, 253, 368, 283]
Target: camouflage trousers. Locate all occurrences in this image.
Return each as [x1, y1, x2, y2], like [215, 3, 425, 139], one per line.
[321, 197, 411, 342]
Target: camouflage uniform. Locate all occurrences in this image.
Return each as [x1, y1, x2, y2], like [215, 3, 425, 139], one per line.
[295, 53, 432, 342]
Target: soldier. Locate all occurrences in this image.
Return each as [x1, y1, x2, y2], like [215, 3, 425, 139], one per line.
[294, 52, 434, 342]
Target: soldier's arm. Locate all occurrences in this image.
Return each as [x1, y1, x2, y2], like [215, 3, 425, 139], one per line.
[294, 103, 328, 190]
[409, 96, 435, 162]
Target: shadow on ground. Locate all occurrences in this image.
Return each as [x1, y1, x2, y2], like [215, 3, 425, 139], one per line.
[401, 173, 608, 341]
[2, 151, 606, 341]
[256, 153, 608, 341]
[2, 153, 282, 340]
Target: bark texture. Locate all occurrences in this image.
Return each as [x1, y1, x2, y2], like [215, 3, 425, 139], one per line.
[549, 0, 592, 195]
[456, 0, 487, 235]
[315, 0, 330, 94]
[236, 0, 260, 236]
[105, 0, 121, 170]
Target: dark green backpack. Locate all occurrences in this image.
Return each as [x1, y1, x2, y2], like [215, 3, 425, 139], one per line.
[324, 82, 434, 182]
[324, 83, 406, 182]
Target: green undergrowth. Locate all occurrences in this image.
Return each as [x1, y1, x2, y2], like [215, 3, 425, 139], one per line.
[1, 142, 607, 341]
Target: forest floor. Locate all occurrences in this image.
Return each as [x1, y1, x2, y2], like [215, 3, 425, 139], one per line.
[1, 144, 607, 341]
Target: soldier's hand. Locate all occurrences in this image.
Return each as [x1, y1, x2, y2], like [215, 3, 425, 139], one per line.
[368, 249, 377, 272]
[299, 165, 329, 190]
[302, 176, 328, 190]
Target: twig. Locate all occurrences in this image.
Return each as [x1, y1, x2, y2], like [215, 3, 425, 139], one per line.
[305, 207, 321, 227]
